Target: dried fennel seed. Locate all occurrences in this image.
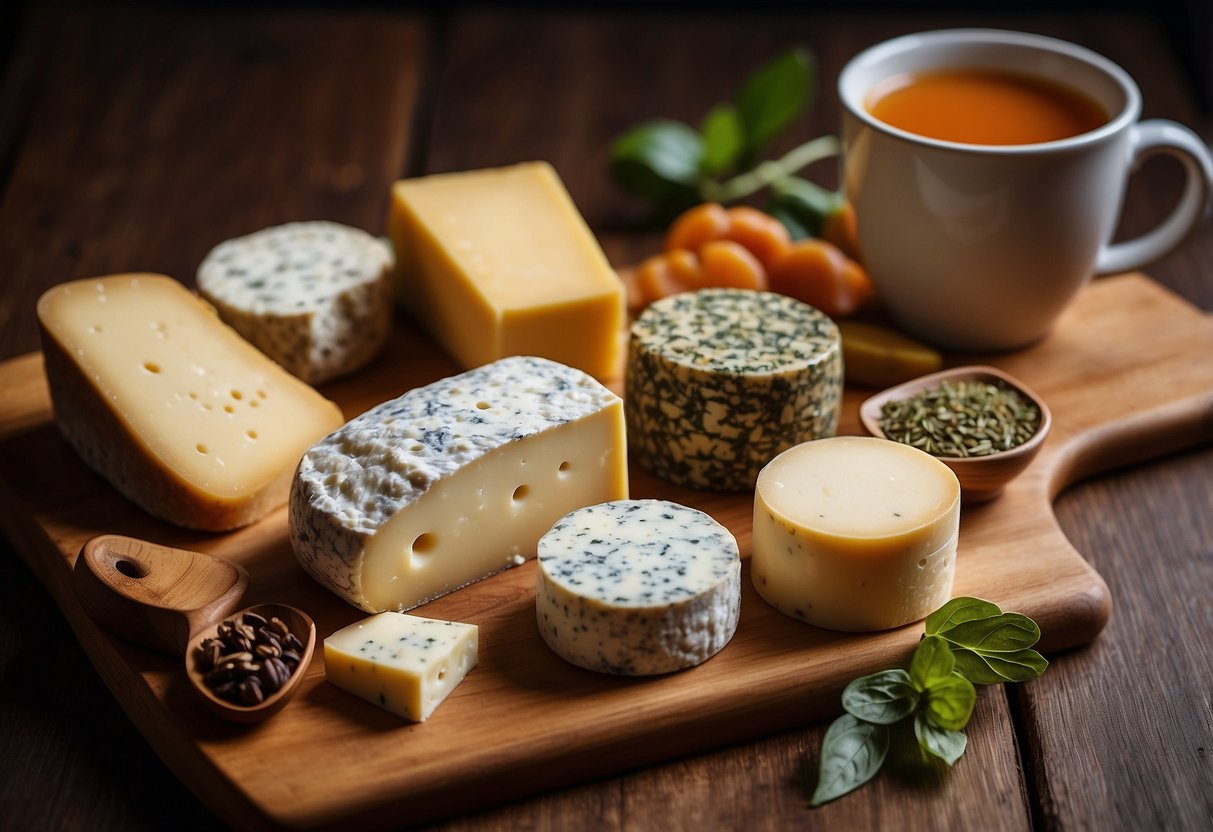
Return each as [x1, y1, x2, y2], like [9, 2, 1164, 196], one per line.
[879, 379, 1040, 458]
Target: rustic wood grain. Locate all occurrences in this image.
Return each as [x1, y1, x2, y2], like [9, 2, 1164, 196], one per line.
[1, 4, 1212, 832]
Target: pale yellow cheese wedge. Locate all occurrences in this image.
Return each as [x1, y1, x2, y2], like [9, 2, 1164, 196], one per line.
[752, 436, 960, 632]
[324, 612, 478, 722]
[37, 274, 344, 531]
[388, 161, 624, 381]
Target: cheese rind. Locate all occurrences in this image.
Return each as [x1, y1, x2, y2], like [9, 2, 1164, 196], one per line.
[324, 612, 478, 721]
[197, 221, 393, 384]
[388, 162, 625, 381]
[536, 499, 741, 675]
[290, 356, 629, 612]
[626, 288, 843, 491]
[752, 436, 960, 632]
[36, 274, 344, 531]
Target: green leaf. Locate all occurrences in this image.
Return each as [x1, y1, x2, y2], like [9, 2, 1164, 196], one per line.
[925, 597, 1002, 636]
[764, 202, 811, 241]
[910, 635, 955, 691]
[810, 714, 889, 807]
[915, 712, 968, 766]
[699, 104, 745, 176]
[768, 177, 842, 237]
[952, 647, 1049, 685]
[608, 119, 703, 203]
[735, 49, 814, 154]
[924, 672, 977, 730]
[841, 669, 919, 725]
[941, 613, 1041, 652]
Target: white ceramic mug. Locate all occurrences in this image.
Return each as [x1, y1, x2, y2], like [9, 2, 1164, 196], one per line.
[838, 29, 1213, 351]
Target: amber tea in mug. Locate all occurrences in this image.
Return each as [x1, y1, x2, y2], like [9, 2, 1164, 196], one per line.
[838, 29, 1213, 350]
[866, 68, 1109, 145]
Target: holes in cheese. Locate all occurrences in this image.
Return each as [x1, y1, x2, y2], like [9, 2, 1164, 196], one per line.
[36, 274, 345, 531]
[290, 356, 629, 612]
[751, 436, 961, 632]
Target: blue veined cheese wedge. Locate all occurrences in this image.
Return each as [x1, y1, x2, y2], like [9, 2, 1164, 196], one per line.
[536, 499, 741, 675]
[324, 612, 478, 721]
[290, 356, 629, 612]
[625, 288, 842, 491]
[197, 221, 394, 385]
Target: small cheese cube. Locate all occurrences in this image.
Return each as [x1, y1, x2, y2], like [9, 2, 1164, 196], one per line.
[626, 288, 842, 491]
[36, 274, 344, 531]
[536, 500, 741, 675]
[197, 221, 394, 385]
[387, 162, 625, 381]
[290, 356, 629, 612]
[752, 436, 961, 632]
[324, 612, 478, 722]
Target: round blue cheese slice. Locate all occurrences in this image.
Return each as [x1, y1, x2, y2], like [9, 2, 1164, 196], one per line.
[536, 499, 741, 675]
[625, 288, 842, 491]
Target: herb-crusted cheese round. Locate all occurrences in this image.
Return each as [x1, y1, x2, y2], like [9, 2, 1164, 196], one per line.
[536, 499, 741, 675]
[290, 356, 628, 613]
[197, 221, 393, 384]
[626, 288, 842, 491]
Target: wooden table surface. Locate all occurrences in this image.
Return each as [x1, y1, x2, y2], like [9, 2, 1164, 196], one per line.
[1, 2, 1210, 829]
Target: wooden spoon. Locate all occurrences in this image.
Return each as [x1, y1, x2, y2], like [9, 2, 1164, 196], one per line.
[73, 534, 314, 722]
[73, 533, 250, 654]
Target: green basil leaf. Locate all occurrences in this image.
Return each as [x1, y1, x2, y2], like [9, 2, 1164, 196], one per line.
[699, 104, 745, 176]
[924, 672, 977, 731]
[767, 177, 842, 237]
[810, 714, 889, 807]
[925, 597, 1002, 636]
[841, 669, 919, 725]
[942, 613, 1041, 652]
[910, 635, 955, 691]
[609, 119, 704, 202]
[735, 48, 813, 154]
[914, 712, 968, 766]
[952, 647, 1049, 684]
[764, 201, 811, 241]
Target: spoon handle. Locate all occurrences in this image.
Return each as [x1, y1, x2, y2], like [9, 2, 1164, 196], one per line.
[73, 534, 249, 654]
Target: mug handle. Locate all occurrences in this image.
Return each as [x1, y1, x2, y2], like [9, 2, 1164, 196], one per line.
[1096, 120, 1213, 275]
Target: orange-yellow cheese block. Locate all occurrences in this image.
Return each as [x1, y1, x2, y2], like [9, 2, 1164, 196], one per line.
[37, 274, 344, 531]
[388, 162, 624, 381]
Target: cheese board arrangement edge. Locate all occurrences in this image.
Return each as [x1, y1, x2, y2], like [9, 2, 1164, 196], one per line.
[1, 272, 1211, 829]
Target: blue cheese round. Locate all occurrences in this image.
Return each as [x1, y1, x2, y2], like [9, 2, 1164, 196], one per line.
[536, 499, 741, 675]
[625, 288, 842, 491]
[198, 221, 393, 384]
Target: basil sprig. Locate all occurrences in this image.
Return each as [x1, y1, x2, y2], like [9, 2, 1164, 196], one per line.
[810, 597, 1047, 807]
[609, 48, 839, 220]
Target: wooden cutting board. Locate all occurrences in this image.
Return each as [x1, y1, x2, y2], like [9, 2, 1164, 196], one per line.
[0, 273, 1210, 830]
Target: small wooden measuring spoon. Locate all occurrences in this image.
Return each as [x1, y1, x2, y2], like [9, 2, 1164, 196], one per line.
[73, 534, 314, 722]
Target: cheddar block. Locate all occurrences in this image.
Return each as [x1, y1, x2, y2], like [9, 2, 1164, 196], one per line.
[290, 356, 629, 612]
[324, 612, 478, 722]
[388, 162, 624, 381]
[36, 274, 344, 531]
[752, 436, 960, 632]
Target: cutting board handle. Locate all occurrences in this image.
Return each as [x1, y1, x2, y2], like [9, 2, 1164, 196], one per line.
[72, 534, 249, 654]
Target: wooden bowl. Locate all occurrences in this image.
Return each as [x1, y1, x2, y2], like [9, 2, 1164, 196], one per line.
[858, 365, 1052, 503]
[185, 603, 316, 724]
